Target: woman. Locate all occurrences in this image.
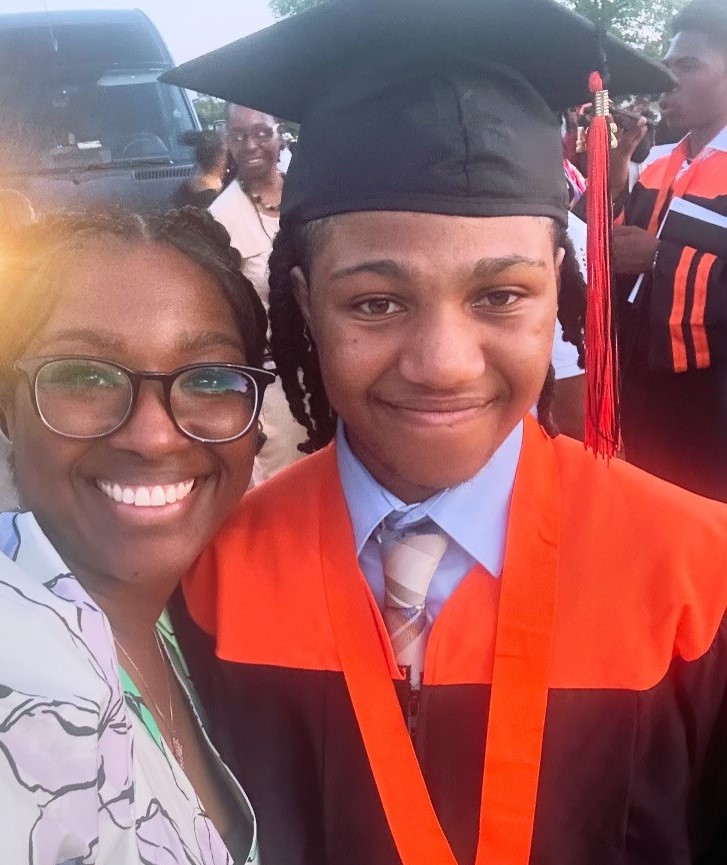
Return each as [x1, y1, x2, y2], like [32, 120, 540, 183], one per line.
[210, 105, 308, 482]
[173, 130, 228, 208]
[0, 208, 272, 863]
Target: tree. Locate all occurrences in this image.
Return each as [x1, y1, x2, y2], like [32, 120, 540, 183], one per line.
[269, 0, 688, 55]
[269, 0, 324, 17]
[193, 95, 227, 129]
[560, 0, 689, 55]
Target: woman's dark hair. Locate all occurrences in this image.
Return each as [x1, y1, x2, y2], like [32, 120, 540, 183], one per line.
[672, 0, 727, 52]
[181, 130, 226, 172]
[0, 207, 268, 396]
[269, 217, 586, 452]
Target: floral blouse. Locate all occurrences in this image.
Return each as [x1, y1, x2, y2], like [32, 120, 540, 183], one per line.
[0, 511, 259, 865]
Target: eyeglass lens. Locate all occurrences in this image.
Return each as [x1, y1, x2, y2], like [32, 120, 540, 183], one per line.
[34, 359, 258, 441]
[231, 126, 275, 143]
[171, 366, 257, 441]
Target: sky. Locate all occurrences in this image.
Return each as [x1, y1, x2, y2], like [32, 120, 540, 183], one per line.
[0, 0, 277, 64]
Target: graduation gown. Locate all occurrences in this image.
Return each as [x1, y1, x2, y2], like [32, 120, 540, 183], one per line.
[173, 416, 727, 865]
[612, 132, 727, 500]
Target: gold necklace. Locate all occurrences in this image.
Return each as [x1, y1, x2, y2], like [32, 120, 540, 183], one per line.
[115, 632, 185, 769]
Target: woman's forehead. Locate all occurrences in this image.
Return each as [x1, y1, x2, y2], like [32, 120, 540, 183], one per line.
[34, 241, 239, 346]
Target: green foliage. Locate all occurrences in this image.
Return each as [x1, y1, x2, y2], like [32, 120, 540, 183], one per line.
[557, 0, 689, 55]
[193, 96, 227, 129]
[270, 0, 325, 18]
[269, 0, 688, 56]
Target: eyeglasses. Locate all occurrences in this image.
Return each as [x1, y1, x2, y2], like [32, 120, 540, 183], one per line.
[14, 356, 276, 443]
[228, 125, 277, 145]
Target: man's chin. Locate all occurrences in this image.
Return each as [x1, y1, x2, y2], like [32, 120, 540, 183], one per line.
[382, 450, 498, 501]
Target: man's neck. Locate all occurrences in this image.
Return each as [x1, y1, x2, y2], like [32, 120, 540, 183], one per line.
[688, 117, 727, 158]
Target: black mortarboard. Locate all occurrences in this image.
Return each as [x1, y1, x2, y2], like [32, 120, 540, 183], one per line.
[162, 0, 672, 229]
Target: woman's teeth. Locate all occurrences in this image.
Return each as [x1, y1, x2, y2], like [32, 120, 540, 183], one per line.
[95, 480, 195, 507]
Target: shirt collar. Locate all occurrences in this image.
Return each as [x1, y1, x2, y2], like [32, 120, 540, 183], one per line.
[681, 125, 727, 156]
[336, 420, 522, 574]
[708, 125, 727, 152]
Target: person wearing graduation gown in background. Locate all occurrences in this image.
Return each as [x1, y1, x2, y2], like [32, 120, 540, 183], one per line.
[608, 0, 727, 501]
[161, 2, 727, 864]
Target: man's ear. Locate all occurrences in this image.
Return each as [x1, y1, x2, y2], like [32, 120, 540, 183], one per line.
[555, 246, 566, 296]
[291, 266, 314, 334]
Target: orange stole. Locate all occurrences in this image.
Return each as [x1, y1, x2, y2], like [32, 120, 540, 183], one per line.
[322, 418, 559, 865]
[183, 415, 727, 864]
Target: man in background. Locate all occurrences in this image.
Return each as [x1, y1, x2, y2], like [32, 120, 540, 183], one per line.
[611, 0, 727, 500]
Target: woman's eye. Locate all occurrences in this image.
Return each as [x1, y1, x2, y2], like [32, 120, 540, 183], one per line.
[475, 290, 521, 309]
[355, 298, 405, 316]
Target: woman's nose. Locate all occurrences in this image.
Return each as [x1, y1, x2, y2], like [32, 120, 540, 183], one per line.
[109, 381, 188, 456]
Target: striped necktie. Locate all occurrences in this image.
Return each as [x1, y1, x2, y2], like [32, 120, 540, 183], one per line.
[378, 521, 448, 689]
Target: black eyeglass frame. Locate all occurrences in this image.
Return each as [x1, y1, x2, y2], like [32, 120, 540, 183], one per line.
[14, 356, 276, 443]
[228, 126, 278, 144]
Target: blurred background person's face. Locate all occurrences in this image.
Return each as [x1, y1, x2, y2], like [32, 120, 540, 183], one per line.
[660, 30, 727, 134]
[226, 105, 282, 184]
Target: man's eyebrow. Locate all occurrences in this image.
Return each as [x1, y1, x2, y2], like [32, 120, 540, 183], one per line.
[329, 255, 547, 284]
[665, 53, 700, 66]
[471, 255, 548, 279]
[329, 259, 407, 282]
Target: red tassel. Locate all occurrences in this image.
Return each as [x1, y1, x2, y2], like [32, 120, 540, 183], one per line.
[584, 71, 621, 459]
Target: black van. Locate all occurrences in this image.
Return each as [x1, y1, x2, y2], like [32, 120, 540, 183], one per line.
[0, 9, 199, 213]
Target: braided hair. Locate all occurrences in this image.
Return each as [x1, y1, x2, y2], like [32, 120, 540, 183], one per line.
[0, 207, 268, 397]
[269, 218, 586, 451]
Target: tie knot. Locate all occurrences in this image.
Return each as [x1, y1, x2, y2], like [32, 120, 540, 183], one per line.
[379, 520, 448, 608]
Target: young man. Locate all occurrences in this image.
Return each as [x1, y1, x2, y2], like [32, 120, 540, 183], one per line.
[610, 0, 727, 500]
[163, 1, 727, 863]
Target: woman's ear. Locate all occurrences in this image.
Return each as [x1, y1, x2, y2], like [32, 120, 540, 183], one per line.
[0, 407, 11, 441]
[0, 388, 16, 442]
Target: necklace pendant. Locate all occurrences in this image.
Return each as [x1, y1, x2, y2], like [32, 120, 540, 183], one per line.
[173, 736, 185, 769]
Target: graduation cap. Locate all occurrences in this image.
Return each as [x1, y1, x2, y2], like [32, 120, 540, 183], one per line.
[161, 0, 674, 458]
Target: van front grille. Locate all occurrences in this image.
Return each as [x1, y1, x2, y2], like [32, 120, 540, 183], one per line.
[133, 166, 195, 181]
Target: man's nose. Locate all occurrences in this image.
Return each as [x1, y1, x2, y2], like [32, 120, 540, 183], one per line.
[399, 309, 486, 389]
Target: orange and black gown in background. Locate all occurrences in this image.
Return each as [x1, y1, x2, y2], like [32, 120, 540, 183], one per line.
[172, 417, 727, 865]
[613, 130, 727, 501]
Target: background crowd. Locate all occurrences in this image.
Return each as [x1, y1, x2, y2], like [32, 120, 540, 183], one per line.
[2, 0, 727, 863]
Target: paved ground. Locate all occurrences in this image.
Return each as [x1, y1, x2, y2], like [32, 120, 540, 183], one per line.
[0, 438, 18, 511]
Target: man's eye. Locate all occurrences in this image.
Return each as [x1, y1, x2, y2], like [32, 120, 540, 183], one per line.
[475, 290, 521, 308]
[356, 298, 405, 316]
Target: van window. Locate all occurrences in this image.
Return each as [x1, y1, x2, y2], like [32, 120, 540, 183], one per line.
[0, 22, 196, 172]
[0, 23, 166, 68]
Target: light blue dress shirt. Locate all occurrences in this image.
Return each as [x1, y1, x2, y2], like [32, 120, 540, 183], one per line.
[335, 421, 522, 619]
[0, 511, 20, 559]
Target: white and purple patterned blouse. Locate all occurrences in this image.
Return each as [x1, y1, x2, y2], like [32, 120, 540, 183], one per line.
[0, 510, 259, 865]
